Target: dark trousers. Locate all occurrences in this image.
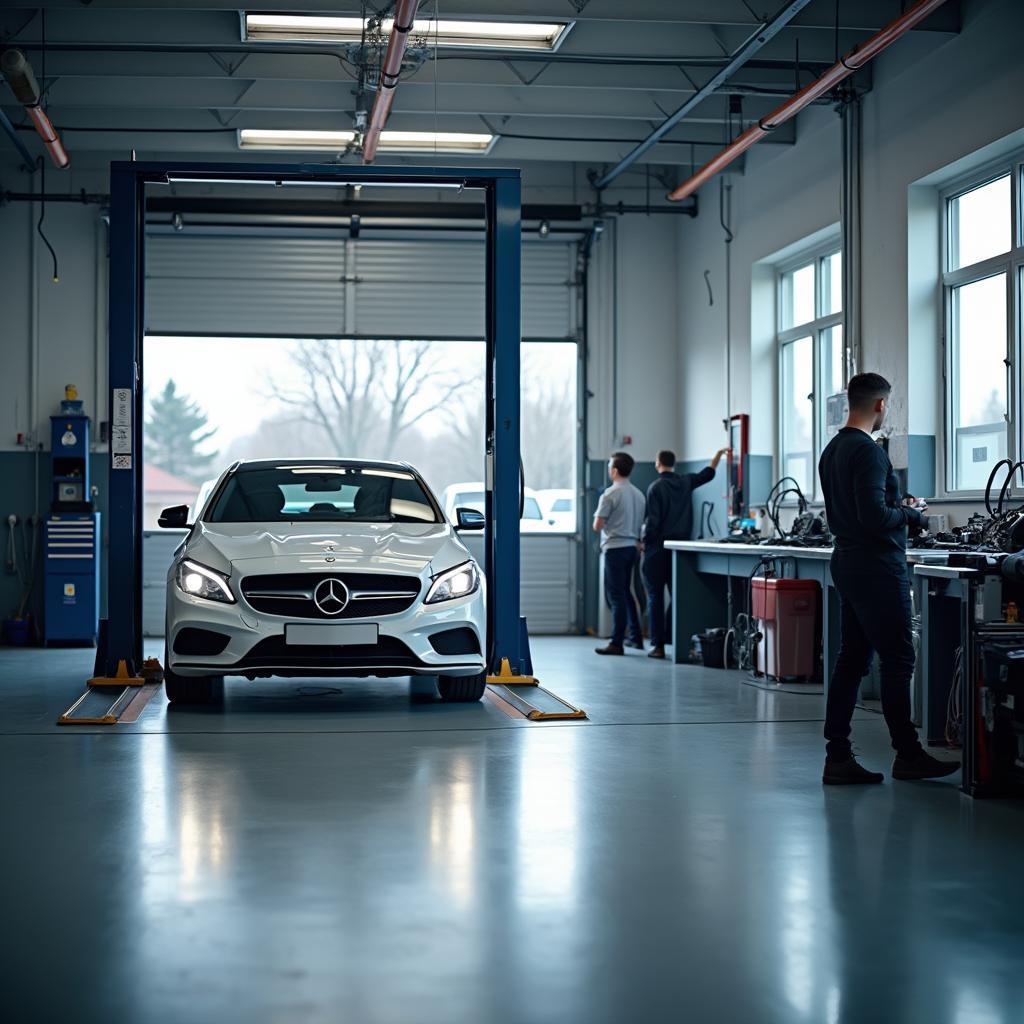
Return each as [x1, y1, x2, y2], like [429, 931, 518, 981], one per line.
[604, 545, 641, 646]
[642, 547, 671, 648]
[825, 555, 922, 760]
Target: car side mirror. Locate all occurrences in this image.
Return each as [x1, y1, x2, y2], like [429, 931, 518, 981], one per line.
[158, 504, 191, 529]
[455, 507, 486, 531]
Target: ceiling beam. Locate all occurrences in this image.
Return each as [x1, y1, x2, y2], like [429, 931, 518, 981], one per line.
[594, 0, 813, 189]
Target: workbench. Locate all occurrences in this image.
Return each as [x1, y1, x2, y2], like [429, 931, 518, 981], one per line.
[665, 540, 950, 730]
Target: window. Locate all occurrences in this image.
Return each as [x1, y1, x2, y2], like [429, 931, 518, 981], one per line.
[943, 167, 1021, 492]
[777, 247, 844, 498]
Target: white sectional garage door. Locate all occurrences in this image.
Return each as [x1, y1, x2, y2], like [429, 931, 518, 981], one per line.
[142, 230, 580, 637]
[145, 233, 577, 340]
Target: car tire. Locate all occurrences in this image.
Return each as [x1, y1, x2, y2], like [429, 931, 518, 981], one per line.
[437, 671, 487, 703]
[164, 650, 224, 706]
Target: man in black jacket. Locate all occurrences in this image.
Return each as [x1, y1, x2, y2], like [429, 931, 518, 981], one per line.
[642, 447, 729, 659]
[819, 372, 959, 785]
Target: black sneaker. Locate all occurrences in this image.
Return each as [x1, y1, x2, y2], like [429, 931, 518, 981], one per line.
[822, 755, 884, 785]
[595, 644, 625, 656]
[892, 750, 960, 781]
[624, 638, 645, 650]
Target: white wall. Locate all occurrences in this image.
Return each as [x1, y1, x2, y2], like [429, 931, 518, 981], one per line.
[676, 0, 1024, 499]
[0, 161, 109, 452]
[586, 213, 682, 462]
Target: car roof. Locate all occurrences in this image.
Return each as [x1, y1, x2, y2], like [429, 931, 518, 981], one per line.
[232, 458, 417, 474]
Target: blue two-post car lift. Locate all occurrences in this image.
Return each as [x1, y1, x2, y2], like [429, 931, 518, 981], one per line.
[96, 160, 529, 683]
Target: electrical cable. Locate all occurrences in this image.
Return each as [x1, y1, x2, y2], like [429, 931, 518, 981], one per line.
[35, 158, 59, 283]
[984, 458, 1012, 517]
[945, 644, 963, 747]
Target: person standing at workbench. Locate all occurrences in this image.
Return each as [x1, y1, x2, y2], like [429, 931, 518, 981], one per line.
[593, 452, 646, 656]
[818, 372, 959, 785]
[641, 447, 730, 659]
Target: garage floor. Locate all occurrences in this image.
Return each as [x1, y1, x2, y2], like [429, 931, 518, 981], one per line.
[2, 637, 1022, 1024]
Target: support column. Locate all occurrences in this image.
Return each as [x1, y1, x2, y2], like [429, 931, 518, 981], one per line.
[485, 175, 523, 673]
[103, 164, 145, 675]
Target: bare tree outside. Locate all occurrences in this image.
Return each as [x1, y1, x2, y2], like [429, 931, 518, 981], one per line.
[265, 339, 477, 460]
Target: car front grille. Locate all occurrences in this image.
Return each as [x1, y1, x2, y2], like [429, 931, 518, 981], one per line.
[240, 571, 422, 620]
[242, 634, 420, 668]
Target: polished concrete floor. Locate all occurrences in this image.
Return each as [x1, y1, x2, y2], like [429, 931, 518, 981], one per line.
[1, 637, 1022, 1024]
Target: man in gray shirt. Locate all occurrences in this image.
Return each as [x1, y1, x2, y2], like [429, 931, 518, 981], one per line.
[593, 451, 646, 656]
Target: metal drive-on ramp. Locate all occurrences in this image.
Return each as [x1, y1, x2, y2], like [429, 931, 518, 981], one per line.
[486, 658, 587, 721]
[59, 659, 163, 725]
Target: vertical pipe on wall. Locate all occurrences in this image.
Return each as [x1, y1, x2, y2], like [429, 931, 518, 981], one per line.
[610, 216, 618, 445]
[94, 216, 108, 439]
[840, 94, 863, 379]
[29, 195, 40, 520]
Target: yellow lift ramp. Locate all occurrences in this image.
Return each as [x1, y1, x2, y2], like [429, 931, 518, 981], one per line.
[485, 658, 587, 721]
[59, 659, 163, 726]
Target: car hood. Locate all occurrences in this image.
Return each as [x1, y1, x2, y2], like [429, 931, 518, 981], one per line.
[185, 521, 469, 577]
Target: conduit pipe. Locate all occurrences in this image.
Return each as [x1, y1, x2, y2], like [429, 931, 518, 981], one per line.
[0, 49, 69, 169]
[362, 0, 419, 164]
[667, 0, 952, 202]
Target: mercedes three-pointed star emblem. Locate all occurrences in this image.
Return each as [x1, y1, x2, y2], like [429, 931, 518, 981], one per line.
[313, 577, 349, 616]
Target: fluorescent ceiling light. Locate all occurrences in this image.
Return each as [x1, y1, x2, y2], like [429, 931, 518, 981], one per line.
[379, 131, 494, 154]
[238, 128, 356, 151]
[244, 14, 570, 51]
[238, 129, 495, 155]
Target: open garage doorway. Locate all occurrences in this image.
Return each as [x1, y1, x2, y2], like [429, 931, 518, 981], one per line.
[139, 211, 582, 639]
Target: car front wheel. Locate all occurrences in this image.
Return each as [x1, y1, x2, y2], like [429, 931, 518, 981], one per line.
[437, 671, 487, 703]
[164, 648, 224, 706]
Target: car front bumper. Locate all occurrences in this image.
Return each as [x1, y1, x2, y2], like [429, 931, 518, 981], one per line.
[166, 580, 486, 679]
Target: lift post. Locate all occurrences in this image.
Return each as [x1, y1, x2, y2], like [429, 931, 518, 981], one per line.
[100, 161, 527, 680]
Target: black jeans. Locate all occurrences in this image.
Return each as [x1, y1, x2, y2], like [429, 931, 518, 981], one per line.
[642, 547, 671, 648]
[604, 545, 642, 646]
[825, 554, 922, 760]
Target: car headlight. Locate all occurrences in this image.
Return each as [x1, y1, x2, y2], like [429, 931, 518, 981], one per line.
[424, 560, 480, 604]
[175, 559, 235, 604]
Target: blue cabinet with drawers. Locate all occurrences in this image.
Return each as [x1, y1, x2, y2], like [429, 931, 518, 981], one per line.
[44, 514, 100, 644]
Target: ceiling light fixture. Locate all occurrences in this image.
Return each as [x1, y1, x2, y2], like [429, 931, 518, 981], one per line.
[243, 14, 570, 51]
[237, 128, 495, 155]
[237, 128, 356, 151]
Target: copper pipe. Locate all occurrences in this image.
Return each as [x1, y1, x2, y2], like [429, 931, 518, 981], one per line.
[27, 104, 69, 169]
[667, 0, 952, 201]
[362, 0, 419, 164]
[1, 48, 70, 168]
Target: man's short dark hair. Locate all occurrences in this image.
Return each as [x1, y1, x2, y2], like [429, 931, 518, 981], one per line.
[610, 451, 635, 477]
[657, 450, 676, 468]
[847, 372, 891, 411]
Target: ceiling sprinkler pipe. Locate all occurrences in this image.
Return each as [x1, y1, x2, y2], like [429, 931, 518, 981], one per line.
[27, 105, 69, 169]
[666, 0, 952, 202]
[362, 0, 419, 164]
[1, 48, 70, 169]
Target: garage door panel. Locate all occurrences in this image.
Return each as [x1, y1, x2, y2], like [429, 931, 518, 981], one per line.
[355, 282, 484, 338]
[148, 279, 346, 336]
[146, 233, 576, 340]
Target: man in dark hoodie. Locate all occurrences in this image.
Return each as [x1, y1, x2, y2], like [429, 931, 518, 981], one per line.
[641, 447, 729, 659]
[819, 372, 959, 785]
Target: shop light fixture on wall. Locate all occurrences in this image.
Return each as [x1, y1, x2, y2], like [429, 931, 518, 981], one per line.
[238, 129, 495, 155]
[243, 14, 571, 51]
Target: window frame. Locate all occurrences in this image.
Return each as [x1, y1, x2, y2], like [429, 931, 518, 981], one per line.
[940, 157, 1024, 498]
[776, 241, 844, 501]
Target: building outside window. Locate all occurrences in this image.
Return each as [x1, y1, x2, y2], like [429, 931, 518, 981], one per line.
[943, 167, 1021, 492]
[777, 246, 844, 499]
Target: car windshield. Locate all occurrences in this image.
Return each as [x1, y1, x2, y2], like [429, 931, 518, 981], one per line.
[206, 465, 440, 524]
[523, 497, 543, 520]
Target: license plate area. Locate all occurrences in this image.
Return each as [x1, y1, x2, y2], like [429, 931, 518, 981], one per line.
[285, 623, 379, 646]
